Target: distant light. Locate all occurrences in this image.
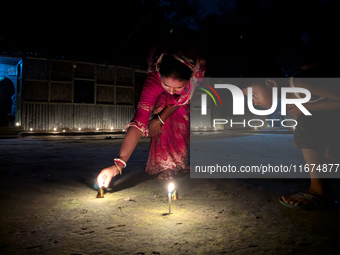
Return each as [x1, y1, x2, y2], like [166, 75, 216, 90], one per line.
[96, 128, 99, 131]
[29, 128, 33, 131]
[110, 127, 113, 130]
[204, 126, 207, 129]
[53, 128, 57, 131]
[122, 129, 126, 132]
[78, 127, 81, 131]
[63, 130, 66, 132]
[16, 122, 20, 126]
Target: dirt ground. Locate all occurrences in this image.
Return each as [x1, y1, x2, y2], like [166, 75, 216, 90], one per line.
[1, 131, 340, 255]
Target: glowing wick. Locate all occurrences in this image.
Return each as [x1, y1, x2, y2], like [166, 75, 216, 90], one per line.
[168, 183, 174, 193]
[168, 183, 174, 215]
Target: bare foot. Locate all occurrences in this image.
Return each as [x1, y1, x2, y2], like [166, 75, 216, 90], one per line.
[158, 169, 175, 180]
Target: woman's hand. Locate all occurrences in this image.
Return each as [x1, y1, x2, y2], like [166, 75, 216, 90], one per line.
[148, 118, 161, 137]
[97, 165, 120, 188]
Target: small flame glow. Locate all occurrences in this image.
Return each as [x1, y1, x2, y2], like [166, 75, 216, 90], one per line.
[168, 183, 174, 193]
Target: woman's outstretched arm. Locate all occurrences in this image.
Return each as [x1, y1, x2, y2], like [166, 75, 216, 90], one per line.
[118, 126, 143, 163]
[97, 72, 163, 187]
[97, 126, 142, 187]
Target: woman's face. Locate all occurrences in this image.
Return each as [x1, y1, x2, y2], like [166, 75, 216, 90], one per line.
[161, 76, 188, 95]
[242, 81, 275, 109]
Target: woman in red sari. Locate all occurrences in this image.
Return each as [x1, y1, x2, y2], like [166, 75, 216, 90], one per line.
[97, 44, 206, 187]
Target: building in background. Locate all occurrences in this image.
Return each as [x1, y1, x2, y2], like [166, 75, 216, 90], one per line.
[0, 56, 147, 132]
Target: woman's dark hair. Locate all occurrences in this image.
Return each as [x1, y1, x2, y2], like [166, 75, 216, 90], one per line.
[159, 54, 193, 81]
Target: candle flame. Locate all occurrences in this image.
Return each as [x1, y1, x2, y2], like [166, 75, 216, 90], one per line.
[168, 183, 174, 192]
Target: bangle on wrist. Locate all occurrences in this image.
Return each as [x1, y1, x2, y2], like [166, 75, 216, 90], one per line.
[113, 158, 127, 175]
[157, 115, 165, 125]
[114, 158, 127, 168]
[157, 118, 163, 127]
[114, 162, 122, 175]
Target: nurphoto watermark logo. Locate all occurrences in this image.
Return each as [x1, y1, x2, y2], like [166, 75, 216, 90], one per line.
[198, 79, 312, 129]
[189, 77, 339, 179]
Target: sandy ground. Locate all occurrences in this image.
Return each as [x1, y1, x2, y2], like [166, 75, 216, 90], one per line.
[1, 131, 340, 255]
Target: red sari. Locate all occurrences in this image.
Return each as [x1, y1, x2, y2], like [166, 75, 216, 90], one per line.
[127, 48, 206, 175]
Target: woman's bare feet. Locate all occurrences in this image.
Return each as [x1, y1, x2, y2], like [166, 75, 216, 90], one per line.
[158, 169, 175, 180]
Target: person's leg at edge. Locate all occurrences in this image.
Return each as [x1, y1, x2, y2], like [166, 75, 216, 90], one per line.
[282, 148, 334, 206]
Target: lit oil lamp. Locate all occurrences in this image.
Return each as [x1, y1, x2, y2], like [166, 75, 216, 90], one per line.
[96, 186, 105, 198]
[168, 183, 174, 214]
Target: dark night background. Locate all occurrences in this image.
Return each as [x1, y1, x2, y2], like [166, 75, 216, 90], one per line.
[1, 0, 339, 76]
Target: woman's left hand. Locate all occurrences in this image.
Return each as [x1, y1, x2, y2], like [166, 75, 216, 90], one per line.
[148, 118, 161, 137]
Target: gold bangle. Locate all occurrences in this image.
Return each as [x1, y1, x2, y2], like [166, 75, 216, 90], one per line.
[157, 115, 165, 125]
[114, 158, 127, 168]
[157, 118, 163, 127]
[114, 162, 122, 175]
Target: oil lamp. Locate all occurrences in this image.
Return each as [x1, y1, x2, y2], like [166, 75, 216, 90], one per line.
[168, 183, 174, 214]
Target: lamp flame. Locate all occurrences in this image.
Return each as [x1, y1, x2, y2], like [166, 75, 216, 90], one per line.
[168, 183, 174, 193]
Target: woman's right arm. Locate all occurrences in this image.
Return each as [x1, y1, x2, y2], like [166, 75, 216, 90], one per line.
[97, 72, 164, 188]
[97, 126, 142, 187]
